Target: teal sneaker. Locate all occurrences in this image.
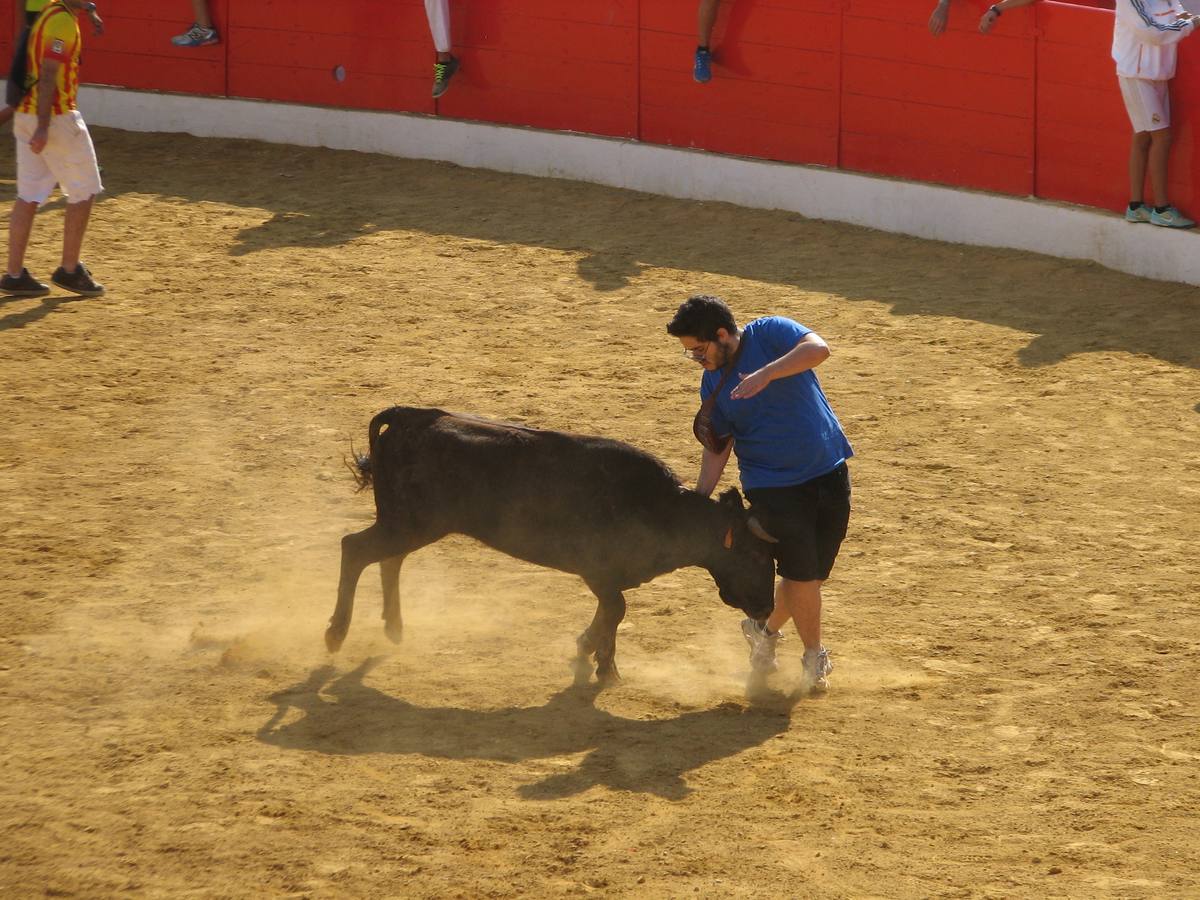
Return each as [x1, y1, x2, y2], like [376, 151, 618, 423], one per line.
[1125, 203, 1152, 224]
[694, 48, 712, 84]
[1150, 206, 1195, 229]
[171, 24, 219, 48]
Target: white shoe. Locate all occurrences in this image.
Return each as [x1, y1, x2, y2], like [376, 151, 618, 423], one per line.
[740, 618, 780, 673]
[801, 646, 833, 694]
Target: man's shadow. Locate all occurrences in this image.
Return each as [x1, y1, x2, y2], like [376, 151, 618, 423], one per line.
[0, 292, 89, 331]
[258, 657, 795, 800]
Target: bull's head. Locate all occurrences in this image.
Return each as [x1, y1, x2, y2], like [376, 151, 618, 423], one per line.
[706, 487, 776, 621]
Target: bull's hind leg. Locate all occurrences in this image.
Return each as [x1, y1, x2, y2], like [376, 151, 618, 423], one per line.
[380, 555, 405, 644]
[577, 583, 627, 687]
[326, 523, 395, 653]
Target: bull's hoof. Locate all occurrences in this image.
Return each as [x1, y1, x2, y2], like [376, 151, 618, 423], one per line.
[383, 620, 403, 645]
[596, 663, 621, 687]
[324, 626, 347, 654]
[570, 656, 594, 687]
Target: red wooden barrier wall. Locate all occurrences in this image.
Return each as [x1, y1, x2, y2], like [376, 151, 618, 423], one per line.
[842, 0, 1036, 195]
[639, 0, 840, 167]
[8, 0, 1200, 217]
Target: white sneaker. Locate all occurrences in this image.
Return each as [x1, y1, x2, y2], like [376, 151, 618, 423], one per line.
[800, 646, 833, 694]
[740, 618, 780, 673]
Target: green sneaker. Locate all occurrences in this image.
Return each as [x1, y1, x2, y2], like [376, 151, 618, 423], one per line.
[432, 56, 459, 99]
[1149, 206, 1195, 229]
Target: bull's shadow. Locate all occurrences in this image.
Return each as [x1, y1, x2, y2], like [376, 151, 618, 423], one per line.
[258, 657, 793, 800]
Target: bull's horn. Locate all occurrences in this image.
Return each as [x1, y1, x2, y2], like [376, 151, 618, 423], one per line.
[747, 516, 779, 543]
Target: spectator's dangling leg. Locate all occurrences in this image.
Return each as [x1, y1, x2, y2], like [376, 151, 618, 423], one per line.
[427, 0, 460, 98]
[172, 0, 219, 47]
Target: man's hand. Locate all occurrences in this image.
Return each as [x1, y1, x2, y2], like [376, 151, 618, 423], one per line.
[730, 368, 772, 400]
[30, 124, 49, 154]
[929, 1, 950, 35]
[88, 9, 105, 36]
[979, 6, 1001, 33]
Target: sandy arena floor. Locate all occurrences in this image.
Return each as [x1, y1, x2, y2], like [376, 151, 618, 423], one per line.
[1, 127, 1199, 899]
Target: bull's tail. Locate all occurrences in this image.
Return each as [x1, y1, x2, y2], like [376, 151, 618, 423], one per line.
[344, 407, 402, 493]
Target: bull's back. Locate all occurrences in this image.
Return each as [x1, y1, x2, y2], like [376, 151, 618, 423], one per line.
[370, 407, 685, 577]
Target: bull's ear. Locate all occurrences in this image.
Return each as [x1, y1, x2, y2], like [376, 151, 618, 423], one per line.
[723, 527, 734, 549]
[717, 487, 745, 510]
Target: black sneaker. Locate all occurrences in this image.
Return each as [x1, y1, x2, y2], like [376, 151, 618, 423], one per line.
[0, 268, 50, 297]
[51, 262, 105, 297]
[432, 55, 459, 99]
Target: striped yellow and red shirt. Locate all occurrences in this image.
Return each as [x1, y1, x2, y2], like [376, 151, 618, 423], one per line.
[18, 2, 82, 116]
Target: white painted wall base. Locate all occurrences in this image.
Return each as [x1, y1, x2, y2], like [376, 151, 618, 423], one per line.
[79, 85, 1200, 287]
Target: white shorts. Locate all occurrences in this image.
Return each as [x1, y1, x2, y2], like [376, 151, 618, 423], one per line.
[13, 110, 103, 204]
[1118, 77, 1170, 133]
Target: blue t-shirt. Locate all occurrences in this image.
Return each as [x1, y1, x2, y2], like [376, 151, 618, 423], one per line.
[700, 316, 853, 490]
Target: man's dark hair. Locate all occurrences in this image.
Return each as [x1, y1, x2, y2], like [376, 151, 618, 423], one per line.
[665, 295, 737, 341]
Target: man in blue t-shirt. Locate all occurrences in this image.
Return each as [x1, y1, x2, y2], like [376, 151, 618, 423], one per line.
[667, 295, 853, 693]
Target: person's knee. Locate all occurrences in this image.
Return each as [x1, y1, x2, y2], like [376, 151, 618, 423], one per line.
[780, 577, 822, 602]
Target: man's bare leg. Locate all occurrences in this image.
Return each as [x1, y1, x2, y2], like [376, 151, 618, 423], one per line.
[698, 0, 720, 46]
[1129, 130, 1151, 206]
[60, 196, 94, 273]
[7, 199, 38, 277]
[191, 0, 212, 29]
[1148, 127, 1172, 208]
[770, 577, 822, 650]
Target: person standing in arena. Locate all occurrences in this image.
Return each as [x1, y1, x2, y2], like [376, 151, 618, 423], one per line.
[666, 295, 853, 693]
[1, 0, 105, 298]
[426, 0, 459, 99]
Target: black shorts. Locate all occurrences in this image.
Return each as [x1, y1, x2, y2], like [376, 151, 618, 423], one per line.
[746, 463, 851, 582]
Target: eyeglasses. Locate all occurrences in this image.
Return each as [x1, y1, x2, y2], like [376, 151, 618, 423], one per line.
[683, 342, 710, 360]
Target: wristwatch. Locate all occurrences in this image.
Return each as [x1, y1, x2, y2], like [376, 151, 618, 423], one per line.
[83, 2, 98, 11]
[988, 4, 1003, 14]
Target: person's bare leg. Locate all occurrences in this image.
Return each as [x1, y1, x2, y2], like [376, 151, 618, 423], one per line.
[60, 197, 94, 272]
[697, 0, 720, 46]
[192, 0, 212, 29]
[7, 199, 38, 276]
[1148, 127, 1172, 208]
[1129, 130, 1151, 206]
[776, 577, 822, 650]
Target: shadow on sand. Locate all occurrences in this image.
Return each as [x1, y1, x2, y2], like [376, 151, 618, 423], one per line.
[4, 128, 1197, 376]
[257, 657, 797, 800]
[0, 292, 90, 331]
